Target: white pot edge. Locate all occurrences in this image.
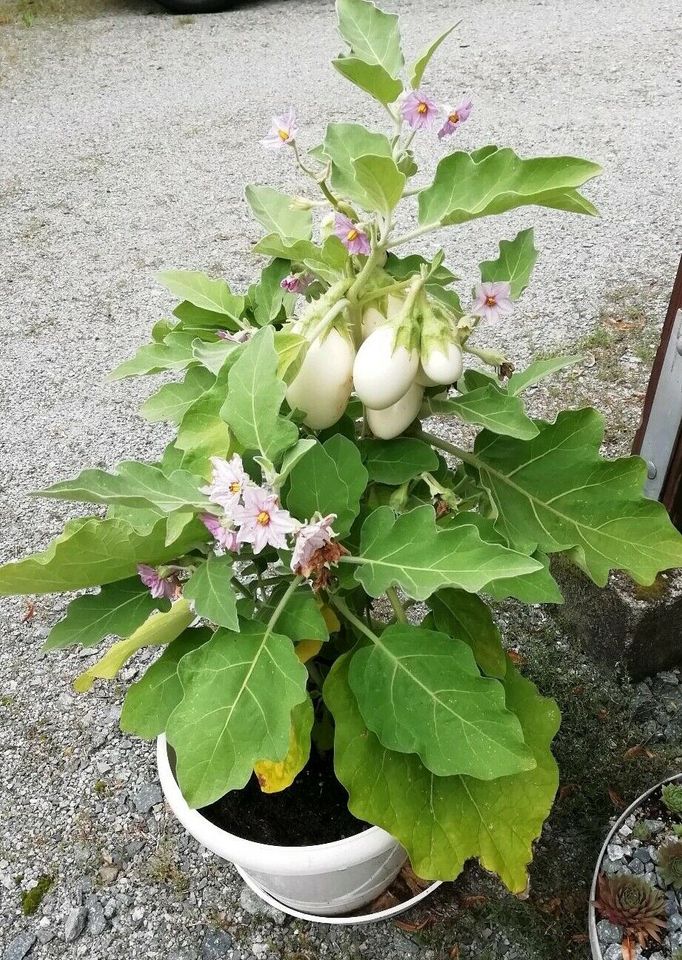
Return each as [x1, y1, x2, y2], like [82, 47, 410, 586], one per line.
[156, 734, 403, 877]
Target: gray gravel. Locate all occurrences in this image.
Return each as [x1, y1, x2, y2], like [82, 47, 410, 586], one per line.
[1, 0, 681, 958]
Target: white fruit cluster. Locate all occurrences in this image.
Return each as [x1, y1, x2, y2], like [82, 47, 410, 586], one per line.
[286, 294, 464, 439]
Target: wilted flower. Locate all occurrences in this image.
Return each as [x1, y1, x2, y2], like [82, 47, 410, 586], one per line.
[137, 564, 181, 600]
[291, 514, 337, 576]
[280, 273, 311, 294]
[200, 454, 250, 513]
[471, 281, 514, 322]
[262, 107, 298, 150]
[201, 513, 240, 553]
[438, 97, 473, 139]
[216, 329, 251, 343]
[333, 213, 370, 255]
[400, 90, 439, 130]
[232, 486, 298, 554]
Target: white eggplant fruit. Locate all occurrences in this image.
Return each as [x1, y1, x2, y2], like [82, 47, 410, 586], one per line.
[361, 305, 388, 340]
[286, 328, 355, 430]
[353, 324, 419, 410]
[420, 342, 464, 386]
[366, 382, 424, 440]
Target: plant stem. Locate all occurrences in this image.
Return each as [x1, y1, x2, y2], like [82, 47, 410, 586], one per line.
[266, 575, 303, 635]
[306, 297, 350, 342]
[347, 243, 384, 302]
[357, 279, 412, 306]
[387, 222, 441, 248]
[386, 586, 407, 624]
[416, 429, 479, 468]
[332, 596, 380, 644]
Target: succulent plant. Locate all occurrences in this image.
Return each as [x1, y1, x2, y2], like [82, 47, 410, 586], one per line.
[594, 873, 667, 948]
[659, 840, 682, 889]
[662, 783, 682, 816]
[631, 821, 653, 842]
[673, 824, 682, 838]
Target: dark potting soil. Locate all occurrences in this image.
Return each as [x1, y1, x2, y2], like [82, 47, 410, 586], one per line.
[199, 749, 369, 846]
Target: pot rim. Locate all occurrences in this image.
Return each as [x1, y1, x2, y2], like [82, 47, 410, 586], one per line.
[157, 734, 402, 873]
[587, 771, 682, 959]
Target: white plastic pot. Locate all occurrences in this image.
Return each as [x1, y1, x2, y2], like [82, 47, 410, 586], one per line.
[156, 735, 408, 916]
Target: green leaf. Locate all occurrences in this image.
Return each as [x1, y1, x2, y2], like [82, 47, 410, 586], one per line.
[0, 516, 206, 596]
[259, 587, 329, 643]
[325, 655, 559, 888]
[165, 510, 196, 547]
[165, 619, 308, 807]
[418, 148, 602, 227]
[428, 588, 506, 679]
[351, 154, 406, 214]
[37, 462, 209, 514]
[251, 259, 295, 327]
[254, 696, 314, 793]
[423, 385, 539, 440]
[253, 236, 349, 285]
[173, 300, 243, 332]
[361, 437, 438, 485]
[286, 435, 368, 535]
[157, 270, 244, 321]
[183, 556, 239, 630]
[277, 438, 317, 484]
[140, 368, 215, 425]
[336, 0, 404, 76]
[332, 57, 402, 105]
[191, 338, 243, 376]
[350, 504, 542, 600]
[108, 333, 198, 381]
[349, 624, 533, 778]
[479, 228, 539, 299]
[474, 408, 682, 585]
[175, 385, 233, 474]
[321, 123, 393, 210]
[245, 185, 312, 241]
[74, 597, 196, 692]
[120, 627, 213, 739]
[385, 252, 458, 286]
[409, 24, 457, 88]
[506, 355, 581, 395]
[222, 326, 298, 462]
[44, 578, 169, 651]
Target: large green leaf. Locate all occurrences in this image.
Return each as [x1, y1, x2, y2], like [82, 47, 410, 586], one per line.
[165, 619, 308, 807]
[259, 586, 329, 643]
[173, 300, 242, 332]
[184, 556, 239, 631]
[351, 154, 405, 214]
[157, 270, 244, 321]
[321, 123, 393, 210]
[332, 57, 402, 105]
[140, 368, 215, 425]
[222, 326, 298, 463]
[418, 148, 602, 227]
[336, 0, 403, 76]
[474, 408, 682, 585]
[349, 504, 542, 600]
[37, 462, 208, 514]
[423, 385, 539, 440]
[108, 333, 199, 381]
[251, 259, 294, 328]
[428, 588, 506, 679]
[348, 624, 533, 778]
[245, 185, 312, 241]
[286, 435, 368, 535]
[479, 228, 538, 299]
[175, 379, 233, 476]
[252, 236, 349, 285]
[191, 338, 243, 376]
[44, 578, 169, 651]
[0, 516, 206, 596]
[325, 655, 559, 888]
[409, 24, 456, 88]
[120, 627, 213, 739]
[361, 437, 438, 485]
[506, 355, 581, 395]
[254, 695, 314, 793]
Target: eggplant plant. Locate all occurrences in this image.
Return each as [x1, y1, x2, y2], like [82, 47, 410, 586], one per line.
[3, 0, 682, 894]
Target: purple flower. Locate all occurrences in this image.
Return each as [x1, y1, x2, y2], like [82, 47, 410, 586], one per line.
[280, 273, 311, 295]
[216, 329, 251, 343]
[471, 281, 514, 323]
[232, 486, 299, 555]
[291, 514, 337, 577]
[333, 214, 370, 255]
[200, 454, 250, 514]
[437, 97, 473, 140]
[137, 564, 181, 600]
[400, 90, 439, 130]
[262, 107, 298, 151]
[201, 513, 240, 553]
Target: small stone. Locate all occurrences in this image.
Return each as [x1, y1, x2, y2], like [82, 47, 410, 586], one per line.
[251, 943, 268, 959]
[132, 782, 163, 813]
[98, 864, 120, 885]
[633, 847, 651, 863]
[658, 671, 679, 686]
[131, 906, 145, 928]
[670, 914, 682, 930]
[64, 906, 89, 943]
[596, 920, 623, 946]
[618, 824, 633, 838]
[202, 929, 234, 960]
[239, 884, 287, 925]
[607, 843, 624, 860]
[629, 858, 645, 874]
[103, 898, 117, 919]
[644, 820, 665, 836]
[86, 900, 107, 936]
[3, 933, 37, 960]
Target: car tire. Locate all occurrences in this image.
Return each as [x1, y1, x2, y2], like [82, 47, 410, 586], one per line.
[157, 0, 238, 12]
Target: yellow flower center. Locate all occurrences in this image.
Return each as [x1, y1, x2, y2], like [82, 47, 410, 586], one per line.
[347, 228, 359, 242]
[449, 111, 459, 124]
[417, 101, 428, 114]
[256, 510, 270, 526]
[278, 128, 289, 141]
[485, 295, 497, 307]
[229, 481, 241, 493]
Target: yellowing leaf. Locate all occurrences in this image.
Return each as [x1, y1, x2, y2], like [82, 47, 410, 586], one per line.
[295, 639, 323, 663]
[320, 603, 340, 634]
[254, 697, 314, 794]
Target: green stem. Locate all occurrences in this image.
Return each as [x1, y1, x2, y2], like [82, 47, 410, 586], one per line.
[332, 596, 380, 644]
[306, 297, 350, 342]
[416, 429, 480, 468]
[387, 222, 442, 248]
[266, 575, 303, 635]
[357, 279, 412, 306]
[386, 586, 407, 624]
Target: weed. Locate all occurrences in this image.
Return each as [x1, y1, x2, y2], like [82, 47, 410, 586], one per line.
[21, 874, 54, 915]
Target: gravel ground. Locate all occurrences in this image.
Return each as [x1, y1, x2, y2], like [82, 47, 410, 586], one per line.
[1, 0, 681, 958]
